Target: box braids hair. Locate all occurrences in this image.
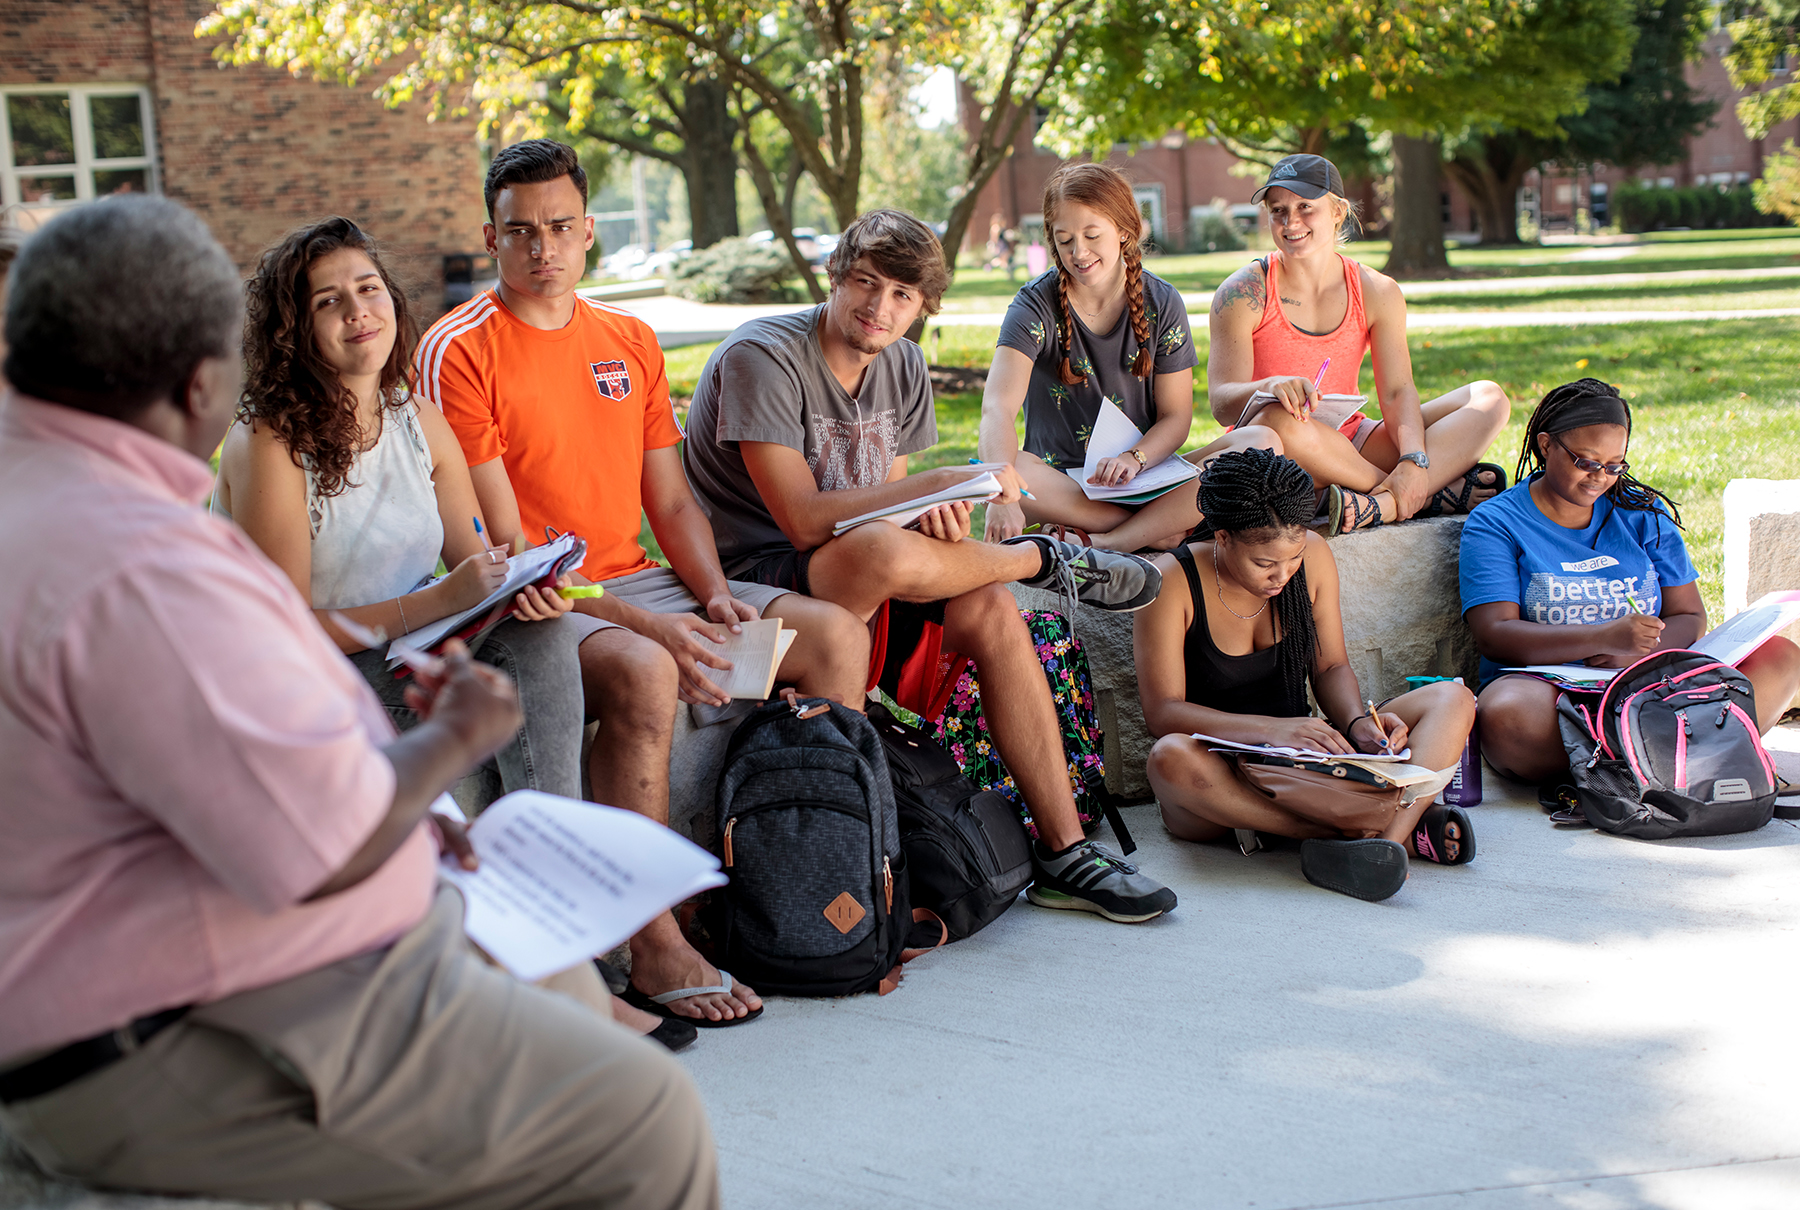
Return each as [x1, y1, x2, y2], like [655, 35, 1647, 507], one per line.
[1198, 447, 1320, 713]
[1042, 162, 1153, 386]
[1516, 377, 1683, 528]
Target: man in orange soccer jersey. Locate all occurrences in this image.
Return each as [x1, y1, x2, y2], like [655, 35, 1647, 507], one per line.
[417, 139, 869, 1029]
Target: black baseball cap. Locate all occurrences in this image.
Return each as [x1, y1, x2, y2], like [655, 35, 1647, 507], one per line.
[1250, 154, 1346, 204]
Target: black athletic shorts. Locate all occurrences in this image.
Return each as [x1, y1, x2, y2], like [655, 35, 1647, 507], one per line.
[735, 546, 949, 697]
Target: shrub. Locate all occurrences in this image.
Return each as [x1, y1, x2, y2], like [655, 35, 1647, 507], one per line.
[1614, 180, 1783, 232]
[667, 237, 801, 304]
[1187, 205, 1246, 253]
[1754, 140, 1800, 228]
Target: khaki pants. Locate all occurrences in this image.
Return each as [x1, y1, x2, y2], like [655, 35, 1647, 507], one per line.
[0, 887, 719, 1210]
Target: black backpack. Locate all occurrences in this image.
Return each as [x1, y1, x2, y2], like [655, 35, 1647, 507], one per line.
[869, 702, 1034, 941]
[1556, 649, 1778, 838]
[710, 695, 915, 996]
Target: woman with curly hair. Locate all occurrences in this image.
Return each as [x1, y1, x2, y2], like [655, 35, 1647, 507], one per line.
[1461, 379, 1800, 784]
[981, 162, 1276, 552]
[1135, 448, 1479, 902]
[214, 217, 586, 803]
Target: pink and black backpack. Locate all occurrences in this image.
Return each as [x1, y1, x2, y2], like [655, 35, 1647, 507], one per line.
[1556, 649, 1777, 838]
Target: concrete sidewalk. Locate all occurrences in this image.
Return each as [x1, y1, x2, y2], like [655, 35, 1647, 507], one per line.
[682, 734, 1800, 1210]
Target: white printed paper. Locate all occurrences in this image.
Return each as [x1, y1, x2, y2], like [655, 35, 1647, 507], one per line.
[439, 791, 726, 983]
[392, 533, 581, 659]
[1192, 732, 1413, 764]
[1696, 591, 1800, 667]
[1239, 390, 1369, 432]
[832, 471, 1002, 536]
[1068, 399, 1198, 502]
[1501, 663, 1620, 684]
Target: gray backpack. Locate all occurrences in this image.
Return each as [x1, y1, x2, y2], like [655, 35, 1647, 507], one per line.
[709, 696, 920, 996]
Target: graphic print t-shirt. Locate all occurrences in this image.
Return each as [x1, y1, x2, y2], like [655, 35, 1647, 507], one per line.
[994, 269, 1197, 469]
[682, 306, 938, 574]
[415, 290, 683, 583]
[1458, 476, 1697, 686]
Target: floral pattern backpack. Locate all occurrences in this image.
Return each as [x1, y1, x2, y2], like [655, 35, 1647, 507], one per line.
[933, 610, 1133, 851]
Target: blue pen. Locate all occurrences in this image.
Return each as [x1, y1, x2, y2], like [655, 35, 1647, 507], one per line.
[473, 516, 484, 537]
[970, 457, 1037, 499]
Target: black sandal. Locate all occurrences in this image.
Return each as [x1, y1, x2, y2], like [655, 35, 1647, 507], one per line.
[1418, 463, 1507, 518]
[1325, 484, 1385, 536]
[1412, 803, 1476, 865]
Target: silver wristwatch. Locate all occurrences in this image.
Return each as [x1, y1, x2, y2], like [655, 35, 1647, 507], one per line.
[1398, 451, 1430, 470]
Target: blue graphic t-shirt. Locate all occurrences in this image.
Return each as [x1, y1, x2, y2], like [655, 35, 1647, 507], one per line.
[1458, 476, 1696, 686]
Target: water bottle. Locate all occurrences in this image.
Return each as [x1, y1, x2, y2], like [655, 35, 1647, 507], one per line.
[1405, 675, 1482, 806]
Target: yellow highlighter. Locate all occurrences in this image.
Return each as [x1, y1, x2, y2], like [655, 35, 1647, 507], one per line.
[558, 585, 604, 599]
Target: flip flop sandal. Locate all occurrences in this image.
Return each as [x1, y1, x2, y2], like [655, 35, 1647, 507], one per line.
[623, 970, 765, 1027]
[1418, 462, 1508, 519]
[1325, 484, 1384, 537]
[1775, 774, 1800, 820]
[1412, 803, 1476, 865]
[647, 1016, 698, 1053]
[1299, 837, 1409, 901]
[1026, 522, 1092, 547]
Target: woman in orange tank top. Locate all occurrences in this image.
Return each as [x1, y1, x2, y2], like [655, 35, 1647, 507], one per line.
[1207, 154, 1511, 534]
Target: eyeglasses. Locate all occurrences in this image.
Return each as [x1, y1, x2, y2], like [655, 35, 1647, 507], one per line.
[1552, 433, 1628, 477]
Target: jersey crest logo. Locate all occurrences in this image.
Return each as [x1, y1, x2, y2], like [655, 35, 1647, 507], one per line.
[590, 359, 632, 400]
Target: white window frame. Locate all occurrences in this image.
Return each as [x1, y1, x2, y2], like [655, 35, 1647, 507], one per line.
[1133, 184, 1165, 244]
[0, 83, 159, 212]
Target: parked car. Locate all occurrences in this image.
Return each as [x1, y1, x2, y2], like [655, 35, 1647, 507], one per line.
[749, 227, 836, 266]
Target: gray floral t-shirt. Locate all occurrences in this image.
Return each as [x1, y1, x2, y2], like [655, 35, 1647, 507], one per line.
[995, 269, 1198, 469]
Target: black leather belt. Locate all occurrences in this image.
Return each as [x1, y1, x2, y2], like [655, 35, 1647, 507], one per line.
[0, 1006, 190, 1104]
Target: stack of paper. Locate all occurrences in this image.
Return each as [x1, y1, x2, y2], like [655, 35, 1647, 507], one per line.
[1237, 390, 1369, 431]
[1195, 732, 1458, 805]
[1697, 591, 1800, 666]
[440, 791, 727, 982]
[1067, 399, 1199, 504]
[702, 617, 799, 700]
[388, 533, 583, 665]
[1500, 664, 1620, 686]
[831, 471, 1002, 536]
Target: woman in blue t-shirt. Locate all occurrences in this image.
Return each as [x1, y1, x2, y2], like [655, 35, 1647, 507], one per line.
[1459, 379, 1800, 783]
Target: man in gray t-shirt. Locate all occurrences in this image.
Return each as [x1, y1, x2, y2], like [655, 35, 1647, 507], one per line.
[685, 305, 938, 577]
[682, 208, 1179, 927]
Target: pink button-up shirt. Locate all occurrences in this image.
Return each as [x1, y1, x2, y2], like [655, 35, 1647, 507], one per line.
[0, 393, 436, 1062]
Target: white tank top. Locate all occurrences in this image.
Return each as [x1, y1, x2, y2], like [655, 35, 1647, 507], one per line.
[215, 396, 444, 611]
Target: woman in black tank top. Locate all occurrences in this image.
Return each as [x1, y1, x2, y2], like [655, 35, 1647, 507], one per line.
[1132, 449, 1480, 900]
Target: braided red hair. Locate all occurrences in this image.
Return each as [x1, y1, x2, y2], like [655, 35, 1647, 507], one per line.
[1042, 162, 1153, 385]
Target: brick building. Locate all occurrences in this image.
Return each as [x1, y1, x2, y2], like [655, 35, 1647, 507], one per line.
[0, 0, 484, 315]
[965, 24, 1800, 251]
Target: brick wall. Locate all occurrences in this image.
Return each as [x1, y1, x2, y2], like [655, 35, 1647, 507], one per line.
[1, 0, 485, 318]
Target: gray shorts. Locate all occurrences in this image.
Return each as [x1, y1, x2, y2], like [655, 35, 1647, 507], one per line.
[563, 565, 794, 646]
[1347, 416, 1382, 451]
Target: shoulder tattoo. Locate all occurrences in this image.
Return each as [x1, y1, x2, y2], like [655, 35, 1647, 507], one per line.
[1211, 268, 1265, 316]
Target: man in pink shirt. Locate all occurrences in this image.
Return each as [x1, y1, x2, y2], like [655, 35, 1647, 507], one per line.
[0, 198, 717, 1210]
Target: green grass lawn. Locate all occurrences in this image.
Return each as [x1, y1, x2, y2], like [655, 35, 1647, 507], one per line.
[936, 227, 1800, 314]
[656, 315, 1800, 625]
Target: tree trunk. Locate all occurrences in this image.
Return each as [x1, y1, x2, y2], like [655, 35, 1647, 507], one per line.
[679, 77, 739, 249]
[1384, 134, 1450, 277]
[1445, 136, 1538, 247]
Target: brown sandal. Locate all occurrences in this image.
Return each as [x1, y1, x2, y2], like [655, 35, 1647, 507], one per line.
[1027, 522, 1093, 547]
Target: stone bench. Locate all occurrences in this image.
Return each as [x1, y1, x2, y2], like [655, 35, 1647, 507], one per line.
[1012, 515, 1478, 800]
[1724, 478, 1800, 643]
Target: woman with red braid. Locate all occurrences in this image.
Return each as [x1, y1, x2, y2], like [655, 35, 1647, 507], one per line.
[981, 163, 1275, 552]
[1208, 154, 1511, 536]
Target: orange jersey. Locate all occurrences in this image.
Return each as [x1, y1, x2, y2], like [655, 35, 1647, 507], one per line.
[416, 289, 683, 582]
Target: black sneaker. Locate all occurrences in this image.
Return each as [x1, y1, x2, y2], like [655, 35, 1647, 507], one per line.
[1299, 838, 1408, 902]
[1004, 534, 1162, 613]
[1028, 839, 1177, 922]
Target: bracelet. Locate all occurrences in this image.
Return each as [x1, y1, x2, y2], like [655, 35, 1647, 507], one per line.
[397, 595, 410, 636]
[1339, 713, 1369, 738]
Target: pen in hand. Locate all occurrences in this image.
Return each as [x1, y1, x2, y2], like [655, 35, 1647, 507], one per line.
[1310, 359, 1330, 411]
[969, 457, 1037, 499]
[1365, 698, 1390, 753]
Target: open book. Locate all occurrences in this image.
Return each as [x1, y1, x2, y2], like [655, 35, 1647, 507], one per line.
[389, 532, 586, 665]
[702, 617, 799, 700]
[1237, 390, 1369, 432]
[1503, 590, 1800, 686]
[1196, 733, 1456, 805]
[831, 470, 1002, 536]
[1067, 399, 1199, 504]
[439, 791, 727, 983]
